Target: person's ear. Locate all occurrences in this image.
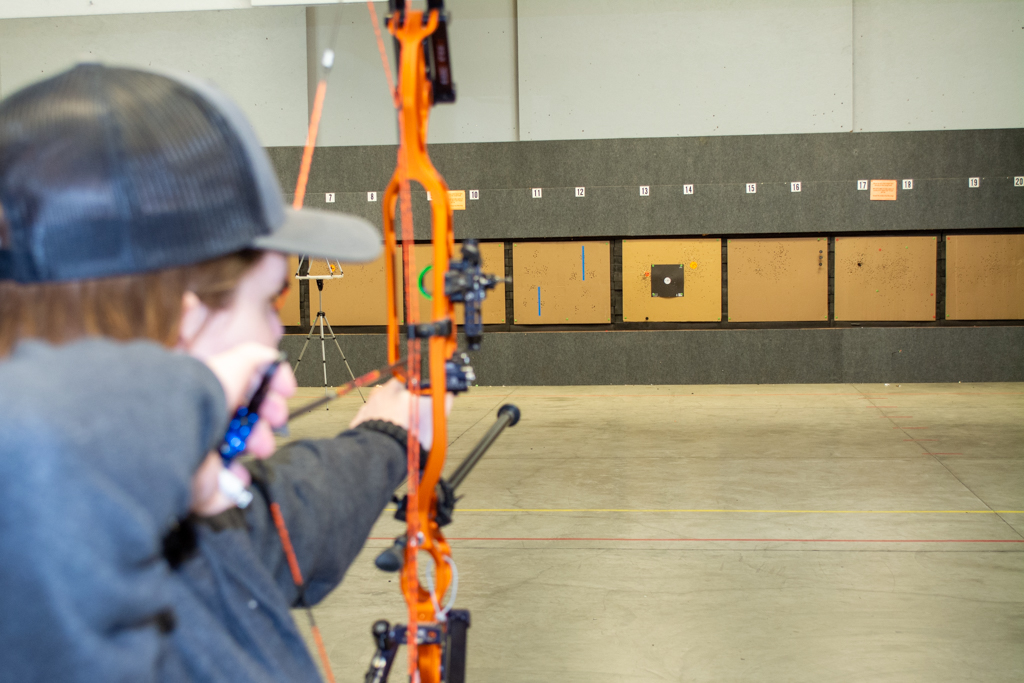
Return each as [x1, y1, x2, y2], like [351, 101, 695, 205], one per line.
[177, 291, 209, 351]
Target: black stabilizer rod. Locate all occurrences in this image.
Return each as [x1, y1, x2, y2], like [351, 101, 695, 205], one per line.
[374, 403, 520, 572]
[447, 404, 520, 491]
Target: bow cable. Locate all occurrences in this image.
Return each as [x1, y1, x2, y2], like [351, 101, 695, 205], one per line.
[270, 5, 351, 681]
[381, 0, 425, 674]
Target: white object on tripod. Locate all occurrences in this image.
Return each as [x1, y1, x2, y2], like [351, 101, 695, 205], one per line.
[294, 255, 345, 280]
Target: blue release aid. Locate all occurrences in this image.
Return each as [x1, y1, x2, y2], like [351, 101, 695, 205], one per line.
[582, 245, 586, 280]
[218, 353, 284, 465]
[220, 407, 259, 463]
[537, 286, 541, 316]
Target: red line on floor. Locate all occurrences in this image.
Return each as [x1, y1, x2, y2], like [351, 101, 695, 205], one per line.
[896, 427, 929, 429]
[368, 537, 1024, 544]
[858, 393, 1023, 397]
[931, 453, 964, 455]
[519, 392, 1023, 399]
[905, 439, 939, 441]
[882, 416, 913, 418]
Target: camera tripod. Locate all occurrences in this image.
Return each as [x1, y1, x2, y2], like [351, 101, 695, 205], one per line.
[292, 278, 365, 403]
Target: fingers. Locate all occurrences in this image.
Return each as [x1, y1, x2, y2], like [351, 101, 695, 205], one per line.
[245, 359, 292, 455]
[347, 381, 457, 451]
[258, 391, 289, 430]
[349, 379, 411, 430]
[245, 420, 277, 458]
[269, 362, 297, 399]
[228, 461, 252, 488]
[190, 452, 235, 516]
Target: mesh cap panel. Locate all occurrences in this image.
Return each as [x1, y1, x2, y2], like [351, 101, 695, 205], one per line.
[0, 64, 272, 282]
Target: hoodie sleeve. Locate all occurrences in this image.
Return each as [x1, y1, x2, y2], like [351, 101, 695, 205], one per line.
[242, 427, 408, 606]
[0, 339, 227, 683]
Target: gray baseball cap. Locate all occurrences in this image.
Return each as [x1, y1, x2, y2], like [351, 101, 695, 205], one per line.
[0, 63, 381, 283]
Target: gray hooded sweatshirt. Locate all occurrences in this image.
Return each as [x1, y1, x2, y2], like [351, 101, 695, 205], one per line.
[0, 339, 406, 682]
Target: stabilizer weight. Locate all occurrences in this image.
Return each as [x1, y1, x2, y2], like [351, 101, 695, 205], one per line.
[363, 612, 470, 683]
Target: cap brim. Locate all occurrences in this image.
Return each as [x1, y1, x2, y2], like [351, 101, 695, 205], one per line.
[252, 208, 382, 263]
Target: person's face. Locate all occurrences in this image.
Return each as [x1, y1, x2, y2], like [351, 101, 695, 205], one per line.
[177, 251, 289, 360]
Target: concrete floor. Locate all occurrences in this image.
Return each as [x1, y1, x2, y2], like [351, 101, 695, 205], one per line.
[283, 383, 1024, 682]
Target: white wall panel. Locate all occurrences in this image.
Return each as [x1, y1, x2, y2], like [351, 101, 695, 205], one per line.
[0, 7, 308, 146]
[0, 1, 248, 18]
[305, 2, 399, 147]
[0, 1, 346, 19]
[517, 0, 854, 141]
[427, 0, 519, 143]
[852, 0, 1024, 132]
[0, 0, 1017, 148]
[307, 0, 519, 146]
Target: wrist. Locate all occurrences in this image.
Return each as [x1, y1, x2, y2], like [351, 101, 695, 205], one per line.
[356, 420, 429, 469]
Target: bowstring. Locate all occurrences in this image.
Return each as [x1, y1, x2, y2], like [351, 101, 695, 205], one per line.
[272, 5, 350, 681]
[292, 2, 347, 210]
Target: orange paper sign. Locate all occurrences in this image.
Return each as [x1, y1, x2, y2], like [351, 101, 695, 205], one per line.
[448, 190, 466, 210]
[870, 180, 897, 201]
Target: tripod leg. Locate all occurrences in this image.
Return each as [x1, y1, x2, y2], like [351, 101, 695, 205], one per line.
[318, 313, 329, 398]
[324, 318, 365, 403]
[292, 323, 318, 374]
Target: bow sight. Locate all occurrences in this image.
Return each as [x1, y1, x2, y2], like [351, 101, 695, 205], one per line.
[446, 240, 505, 351]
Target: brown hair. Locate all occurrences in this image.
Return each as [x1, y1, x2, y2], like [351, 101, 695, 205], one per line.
[0, 229, 262, 357]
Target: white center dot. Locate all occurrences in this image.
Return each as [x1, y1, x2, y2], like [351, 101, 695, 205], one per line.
[663, 277, 671, 285]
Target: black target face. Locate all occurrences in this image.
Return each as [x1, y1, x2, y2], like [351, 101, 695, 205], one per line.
[651, 264, 685, 297]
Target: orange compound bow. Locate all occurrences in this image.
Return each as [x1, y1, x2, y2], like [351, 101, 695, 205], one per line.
[377, 4, 463, 682]
[363, 3, 516, 683]
[382, 5, 453, 683]
[272, 2, 517, 682]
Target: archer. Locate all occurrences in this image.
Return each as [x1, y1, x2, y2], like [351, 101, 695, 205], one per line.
[0, 63, 441, 682]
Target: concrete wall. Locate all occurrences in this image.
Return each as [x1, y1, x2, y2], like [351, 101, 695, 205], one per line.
[0, 6, 309, 146]
[852, 0, 1024, 132]
[0, 1, 341, 19]
[305, 0, 520, 146]
[516, 0, 854, 140]
[1, 1, 1020, 146]
[516, 0, 1024, 140]
[304, 0, 1024, 143]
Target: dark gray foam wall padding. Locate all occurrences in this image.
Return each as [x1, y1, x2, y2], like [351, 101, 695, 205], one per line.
[267, 129, 1024, 240]
[280, 327, 1024, 386]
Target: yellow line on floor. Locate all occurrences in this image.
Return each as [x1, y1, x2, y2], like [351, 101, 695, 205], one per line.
[449, 508, 1024, 514]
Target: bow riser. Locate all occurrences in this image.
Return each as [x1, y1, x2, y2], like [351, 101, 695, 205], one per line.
[382, 9, 456, 682]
